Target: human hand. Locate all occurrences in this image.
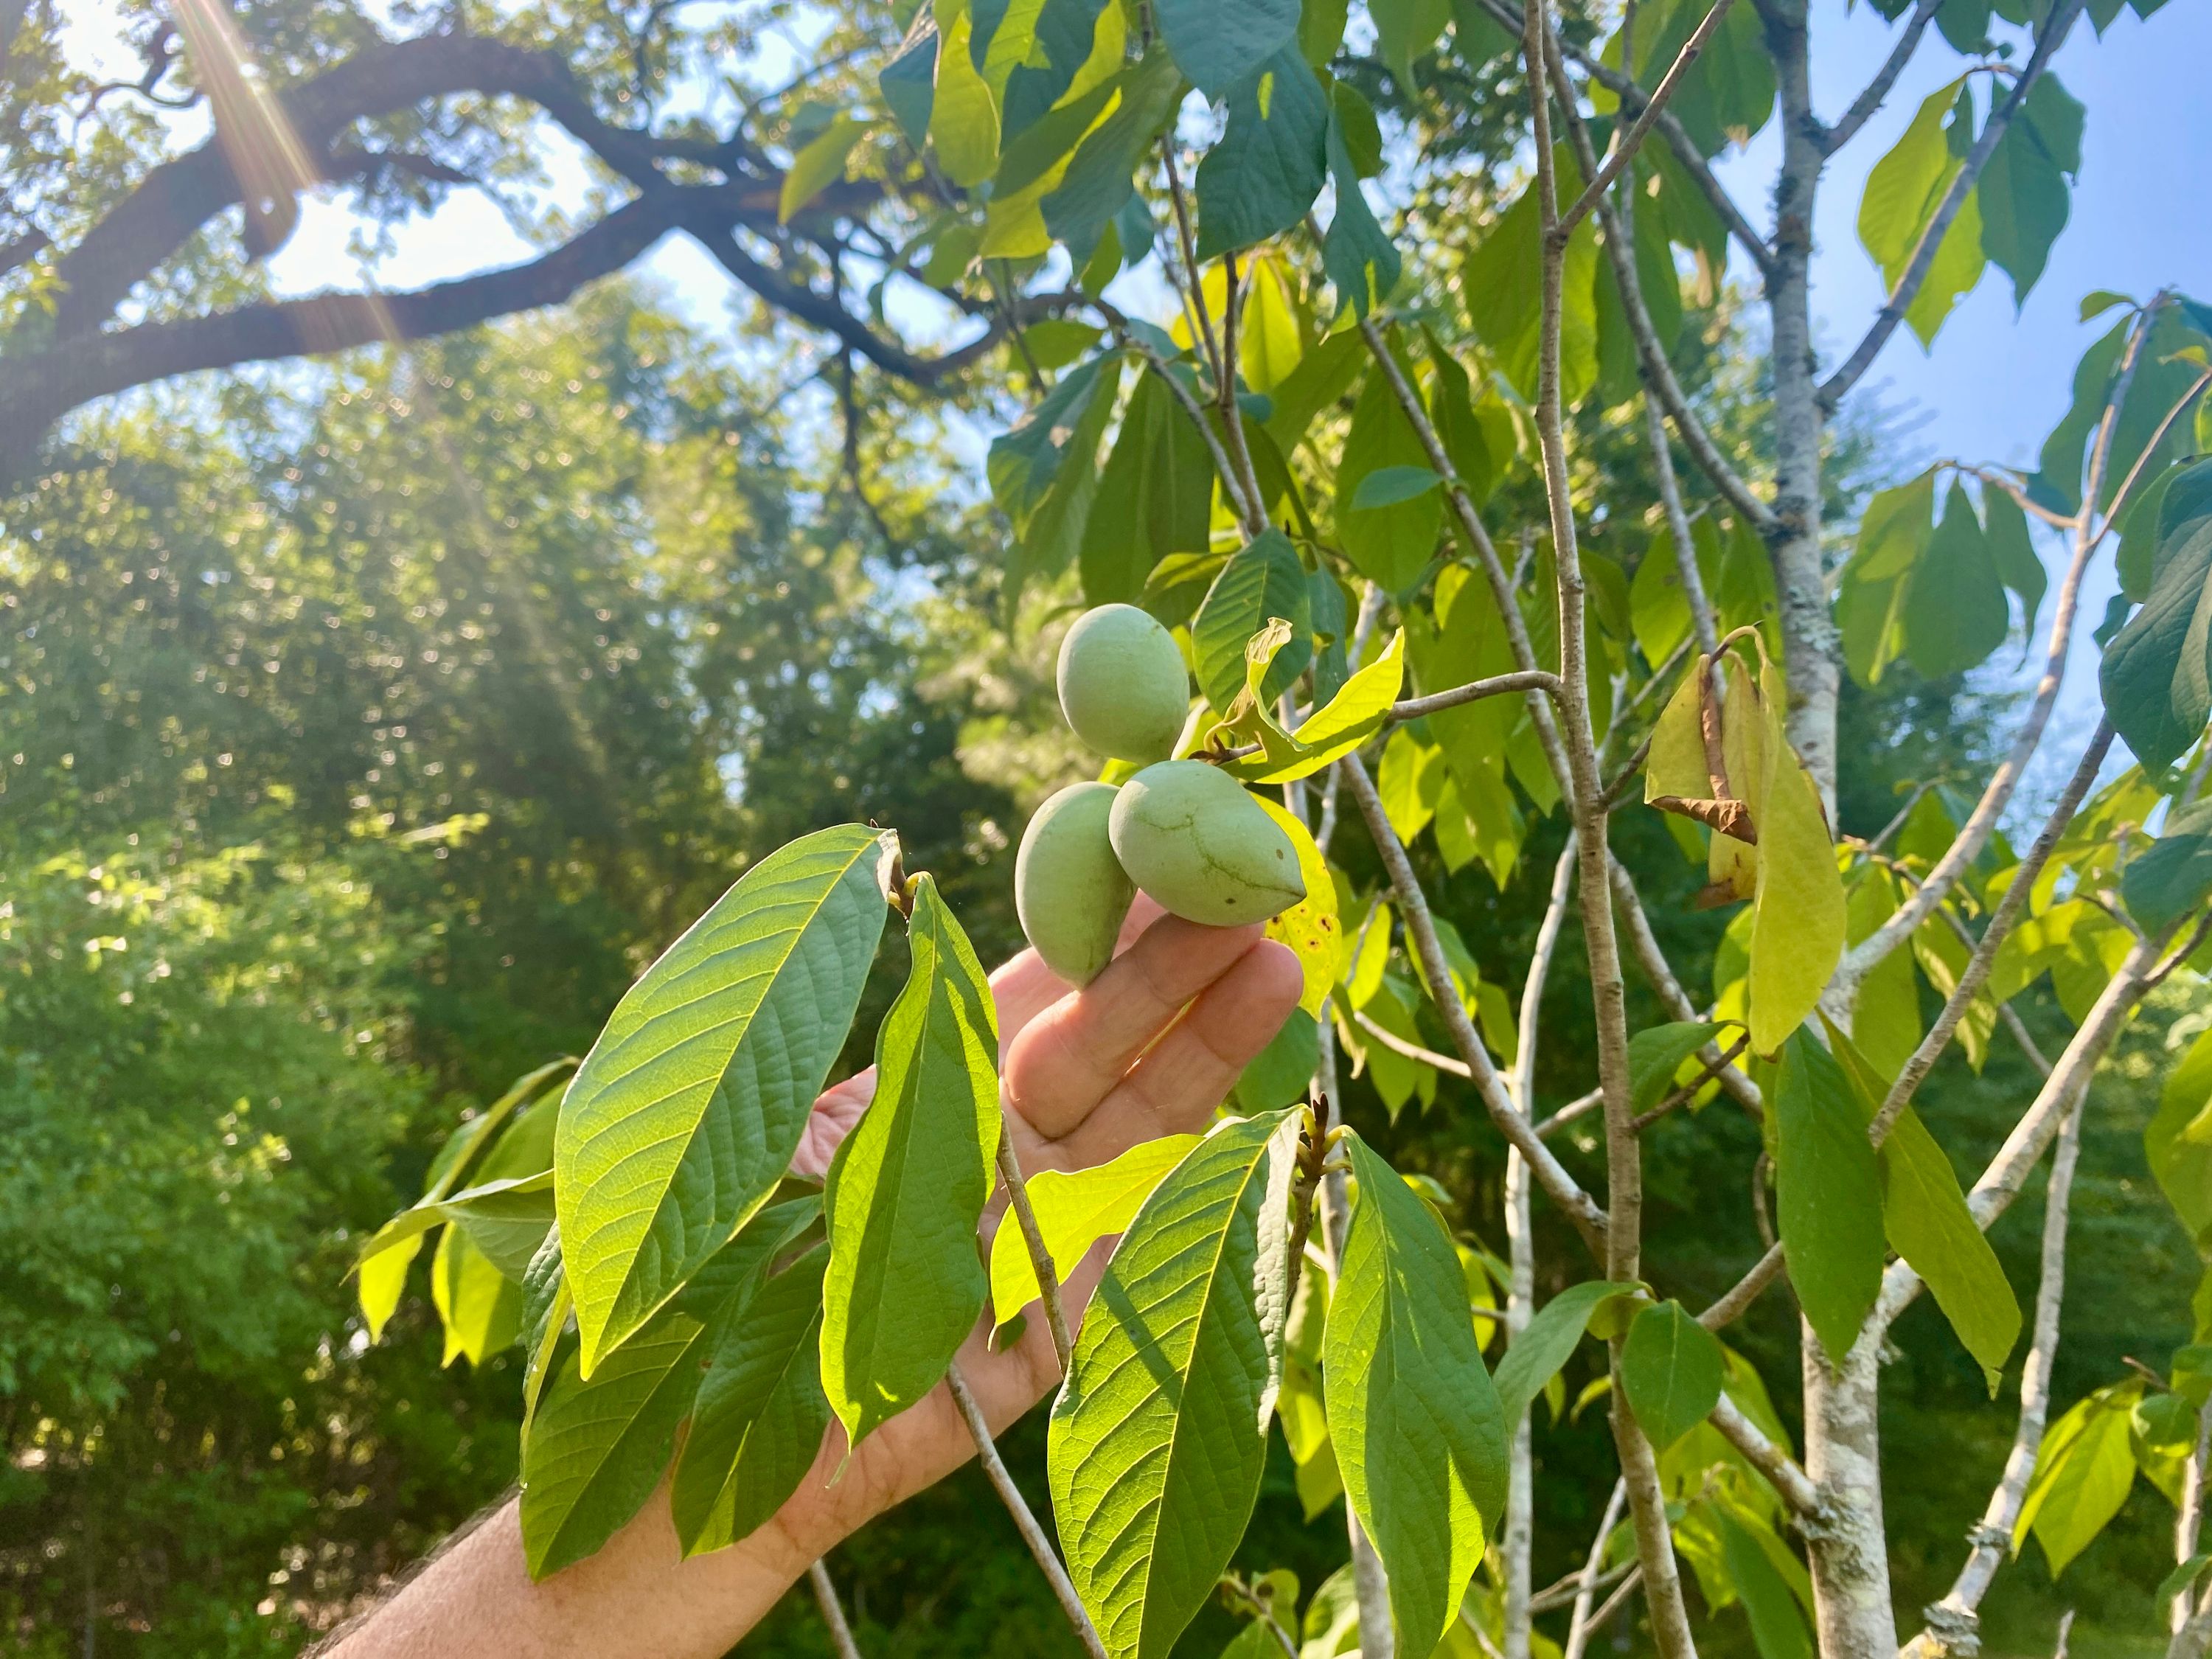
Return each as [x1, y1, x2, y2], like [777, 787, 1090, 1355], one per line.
[767, 900, 1303, 1562]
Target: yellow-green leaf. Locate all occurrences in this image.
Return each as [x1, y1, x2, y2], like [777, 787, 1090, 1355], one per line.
[987, 1134, 1200, 1330]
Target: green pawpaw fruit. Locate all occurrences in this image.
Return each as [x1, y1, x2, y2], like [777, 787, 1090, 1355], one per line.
[1015, 782, 1135, 985]
[1107, 761, 1305, 925]
[1057, 604, 1190, 765]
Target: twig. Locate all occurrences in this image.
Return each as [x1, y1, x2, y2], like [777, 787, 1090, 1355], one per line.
[1560, 1480, 1630, 1659]
[1823, 0, 1945, 154]
[1630, 1037, 1749, 1132]
[1533, 1088, 1606, 1138]
[1866, 723, 2115, 1148]
[994, 1135, 1073, 1375]
[808, 1560, 867, 1659]
[1698, 1242, 1786, 1332]
[1557, 0, 1739, 240]
[1393, 669, 1566, 720]
[1354, 1009, 1474, 1079]
[1343, 754, 1610, 1252]
[944, 1363, 1109, 1659]
[1711, 1395, 1820, 1517]
[1900, 1093, 2086, 1658]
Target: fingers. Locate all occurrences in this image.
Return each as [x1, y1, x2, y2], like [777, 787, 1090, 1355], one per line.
[1048, 939, 1302, 1172]
[986, 891, 1170, 1045]
[1003, 915, 1270, 1140]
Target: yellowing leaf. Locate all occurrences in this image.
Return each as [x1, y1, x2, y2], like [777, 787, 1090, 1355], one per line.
[930, 0, 1001, 188]
[1644, 657, 1710, 803]
[1747, 663, 1843, 1054]
[1254, 796, 1340, 1015]
[987, 1135, 1202, 1329]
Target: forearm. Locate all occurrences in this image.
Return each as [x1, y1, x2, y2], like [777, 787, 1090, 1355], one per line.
[321, 1318, 1063, 1659]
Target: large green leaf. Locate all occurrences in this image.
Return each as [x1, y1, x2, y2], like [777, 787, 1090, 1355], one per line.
[1321, 110, 1399, 321]
[1193, 48, 1328, 257]
[1837, 470, 1935, 686]
[2147, 1026, 2212, 1243]
[1081, 371, 1215, 605]
[988, 1135, 1202, 1329]
[1824, 1020, 2021, 1386]
[1193, 529, 1312, 712]
[670, 1243, 832, 1557]
[358, 1059, 574, 1340]
[2124, 800, 2212, 936]
[1492, 1279, 1630, 1427]
[1335, 351, 1442, 593]
[1978, 76, 2082, 306]
[518, 1197, 818, 1579]
[1902, 481, 2008, 680]
[1857, 79, 1974, 336]
[989, 355, 1116, 531]
[1773, 1032, 1885, 1361]
[1325, 1133, 1507, 1657]
[821, 876, 1001, 1447]
[2014, 1383, 2142, 1578]
[1043, 52, 1186, 257]
[1152, 0, 1300, 96]
[1621, 1299, 1725, 1451]
[1048, 1110, 1301, 1659]
[433, 1224, 520, 1366]
[1714, 1506, 1815, 1659]
[555, 824, 890, 1373]
[2100, 457, 2212, 768]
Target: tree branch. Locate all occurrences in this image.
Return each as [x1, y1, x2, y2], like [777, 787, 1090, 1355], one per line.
[994, 1135, 1073, 1376]
[943, 1363, 1109, 1659]
[1711, 1395, 1820, 1517]
[1834, 301, 2151, 991]
[1863, 722, 2115, 1148]
[1477, 0, 1776, 283]
[1821, 0, 1945, 155]
[1557, 0, 1740, 240]
[1393, 670, 1565, 721]
[1817, 0, 2089, 413]
[1343, 754, 1610, 1252]
[1900, 1093, 2085, 1659]
[807, 1560, 867, 1659]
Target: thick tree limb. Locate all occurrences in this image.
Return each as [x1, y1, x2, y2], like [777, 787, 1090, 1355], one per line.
[1817, 0, 2088, 413]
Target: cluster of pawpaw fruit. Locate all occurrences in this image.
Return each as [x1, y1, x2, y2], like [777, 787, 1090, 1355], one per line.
[1015, 605, 1307, 985]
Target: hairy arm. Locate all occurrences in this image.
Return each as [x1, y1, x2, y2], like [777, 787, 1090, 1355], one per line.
[319, 908, 1302, 1659]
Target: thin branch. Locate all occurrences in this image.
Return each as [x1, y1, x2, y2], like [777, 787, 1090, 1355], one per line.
[1902, 1094, 2086, 1659]
[1354, 1009, 1474, 1079]
[943, 1363, 1109, 1659]
[994, 1135, 1073, 1376]
[1539, 23, 1778, 538]
[1836, 301, 2151, 990]
[1343, 754, 1610, 1252]
[1711, 1395, 1821, 1517]
[1822, 0, 1946, 155]
[808, 1560, 867, 1659]
[1698, 1241, 1787, 1332]
[1094, 297, 1265, 530]
[1479, 0, 1776, 282]
[1586, 1562, 1645, 1632]
[1646, 397, 1722, 658]
[1534, 1087, 1606, 1138]
[1631, 1037, 1749, 1132]
[1867, 777, 1947, 855]
[1817, 0, 2090, 413]
[1159, 142, 1221, 392]
[1393, 669, 1565, 721]
[1561, 1480, 1630, 1659]
[1865, 722, 2115, 1147]
[1557, 0, 1740, 240]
